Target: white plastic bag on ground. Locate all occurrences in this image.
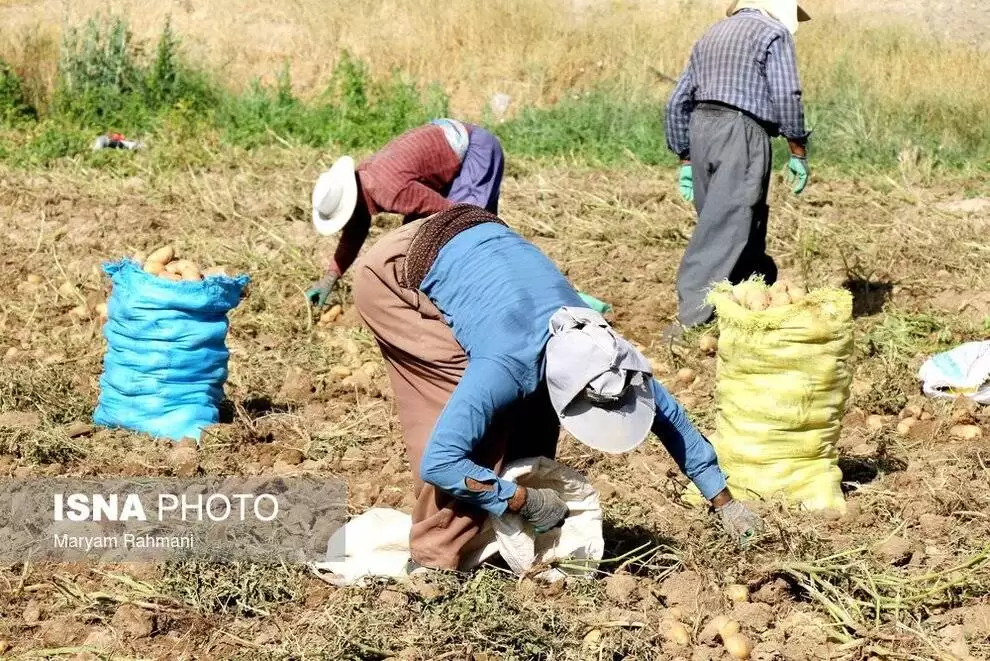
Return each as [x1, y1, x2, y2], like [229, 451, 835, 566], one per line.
[309, 457, 603, 586]
[919, 341, 990, 404]
[312, 508, 412, 586]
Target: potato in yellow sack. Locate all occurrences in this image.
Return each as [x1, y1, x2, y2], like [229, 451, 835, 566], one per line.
[697, 279, 854, 512]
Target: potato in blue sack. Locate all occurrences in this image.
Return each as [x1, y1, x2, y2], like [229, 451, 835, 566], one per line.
[94, 256, 249, 442]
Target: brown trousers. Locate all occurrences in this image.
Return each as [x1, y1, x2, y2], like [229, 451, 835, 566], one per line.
[352, 219, 559, 570]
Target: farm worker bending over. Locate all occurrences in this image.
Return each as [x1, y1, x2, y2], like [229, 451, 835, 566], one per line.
[664, 0, 812, 335]
[352, 203, 764, 571]
[306, 118, 504, 307]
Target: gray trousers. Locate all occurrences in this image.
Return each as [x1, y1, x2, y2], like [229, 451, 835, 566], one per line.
[676, 104, 776, 327]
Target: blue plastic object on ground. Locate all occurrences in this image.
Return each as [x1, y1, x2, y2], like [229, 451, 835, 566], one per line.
[577, 291, 612, 314]
[93, 259, 249, 442]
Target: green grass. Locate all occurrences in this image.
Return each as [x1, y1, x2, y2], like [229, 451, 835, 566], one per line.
[0, 16, 988, 173]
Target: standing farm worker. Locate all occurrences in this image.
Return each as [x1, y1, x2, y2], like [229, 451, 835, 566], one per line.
[664, 0, 812, 335]
[353, 203, 764, 571]
[306, 118, 504, 308]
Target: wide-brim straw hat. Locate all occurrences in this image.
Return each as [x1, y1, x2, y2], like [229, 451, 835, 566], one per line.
[726, 0, 811, 23]
[312, 156, 358, 236]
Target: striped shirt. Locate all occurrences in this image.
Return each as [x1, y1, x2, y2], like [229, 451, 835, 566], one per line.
[331, 124, 467, 275]
[665, 9, 809, 159]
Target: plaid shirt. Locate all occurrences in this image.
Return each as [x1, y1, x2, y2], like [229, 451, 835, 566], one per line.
[331, 124, 466, 275]
[665, 9, 809, 159]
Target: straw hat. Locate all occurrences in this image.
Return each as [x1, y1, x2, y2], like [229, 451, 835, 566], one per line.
[311, 156, 358, 236]
[727, 0, 811, 34]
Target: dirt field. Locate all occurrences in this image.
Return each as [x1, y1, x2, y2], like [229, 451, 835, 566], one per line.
[0, 152, 988, 660]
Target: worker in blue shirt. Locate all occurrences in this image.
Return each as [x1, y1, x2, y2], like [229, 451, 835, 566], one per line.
[664, 0, 812, 337]
[351, 204, 763, 571]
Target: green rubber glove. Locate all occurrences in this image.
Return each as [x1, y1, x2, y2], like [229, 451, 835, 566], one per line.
[306, 273, 339, 309]
[577, 291, 612, 314]
[786, 155, 810, 195]
[678, 163, 694, 202]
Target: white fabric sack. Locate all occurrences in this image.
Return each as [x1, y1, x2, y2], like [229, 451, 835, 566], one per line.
[918, 341, 990, 404]
[311, 508, 413, 586]
[489, 456, 604, 582]
[309, 457, 603, 586]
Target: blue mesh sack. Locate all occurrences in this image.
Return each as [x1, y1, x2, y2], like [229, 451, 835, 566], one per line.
[93, 259, 249, 441]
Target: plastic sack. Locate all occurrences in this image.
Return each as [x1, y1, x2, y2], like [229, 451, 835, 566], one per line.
[93, 259, 248, 441]
[918, 341, 990, 404]
[310, 457, 603, 586]
[703, 282, 854, 512]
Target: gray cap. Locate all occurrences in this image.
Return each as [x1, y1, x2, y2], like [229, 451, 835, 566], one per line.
[545, 307, 656, 454]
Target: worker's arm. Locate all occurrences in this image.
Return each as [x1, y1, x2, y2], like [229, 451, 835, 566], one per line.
[418, 357, 524, 515]
[664, 64, 697, 160]
[649, 378, 727, 501]
[766, 31, 810, 151]
[328, 206, 371, 276]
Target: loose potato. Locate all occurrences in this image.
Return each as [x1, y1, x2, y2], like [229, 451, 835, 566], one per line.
[69, 304, 91, 319]
[159, 272, 182, 282]
[700, 615, 731, 643]
[319, 305, 343, 325]
[146, 246, 175, 266]
[719, 619, 741, 638]
[699, 335, 718, 355]
[725, 584, 750, 602]
[950, 424, 982, 440]
[899, 404, 923, 420]
[896, 418, 917, 436]
[676, 367, 696, 385]
[662, 621, 691, 646]
[724, 633, 753, 659]
[144, 260, 165, 275]
[95, 302, 109, 320]
[58, 281, 77, 298]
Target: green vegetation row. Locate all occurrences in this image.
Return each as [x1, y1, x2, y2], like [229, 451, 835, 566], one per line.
[0, 17, 987, 173]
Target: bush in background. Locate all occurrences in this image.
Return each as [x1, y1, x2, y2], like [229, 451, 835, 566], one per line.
[0, 14, 987, 174]
[0, 59, 36, 124]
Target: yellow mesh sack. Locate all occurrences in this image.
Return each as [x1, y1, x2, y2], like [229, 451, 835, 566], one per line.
[701, 281, 854, 512]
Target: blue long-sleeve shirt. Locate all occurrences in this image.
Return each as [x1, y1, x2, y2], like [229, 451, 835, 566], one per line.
[665, 9, 809, 159]
[417, 223, 727, 515]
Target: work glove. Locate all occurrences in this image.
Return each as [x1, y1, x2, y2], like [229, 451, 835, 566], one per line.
[518, 487, 569, 534]
[716, 500, 764, 549]
[306, 272, 339, 309]
[677, 163, 694, 202]
[786, 155, 810, 195]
